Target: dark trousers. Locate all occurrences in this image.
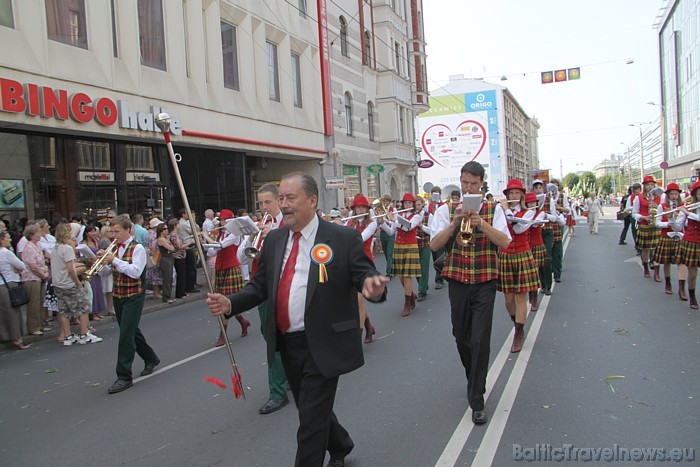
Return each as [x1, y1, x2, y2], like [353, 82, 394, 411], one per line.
[280, 332, 354, 467]
[417, 246, 431, 295]
[632, 218, 639, 251]
[174, 257, 186, 298]
[185, 248, 196, 291]
[619, 215, 632, 243]
[159, 255, 174, 300]
[114, 293, 157, 381]
[432, 247, 446, 284]
[540, 229, 554, 291]
[258, 301, 288, 400]
[379, 231, 394, 275]
[552, 238, 563, 281]
[447, 279, 497, 411]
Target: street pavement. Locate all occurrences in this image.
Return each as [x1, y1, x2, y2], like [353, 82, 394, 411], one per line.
[1, 207, 698, 466]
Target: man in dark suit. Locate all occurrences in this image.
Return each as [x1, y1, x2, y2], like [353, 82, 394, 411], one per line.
[207, 172, 388, 467]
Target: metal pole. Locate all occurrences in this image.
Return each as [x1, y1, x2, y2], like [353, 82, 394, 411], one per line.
[154, 113, 244, 397]
[638, 127, 645, 179]
[627, 146, 632, 186]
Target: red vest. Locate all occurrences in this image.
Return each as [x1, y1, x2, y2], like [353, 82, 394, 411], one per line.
[113, 242, 144, 298]
[428, 201, 444, 215]
[685, 218, 700, 243]
[529, 210, 544, 247]
[638, 195, 661, 225]
[395, 212, 418, 245]
[215, 232, 240, 270]
[501, 210, 531, 254]
[354, 221, 374, 261]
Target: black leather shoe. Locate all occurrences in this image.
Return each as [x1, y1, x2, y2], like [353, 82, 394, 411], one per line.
[185, 289, 200, 293]
[543, 289, 552, 296]
[417, 293, 427, 302]
[618, 241, 627, 245]
[327, 459, 345, 467]
[472, 410, 488, 425]
[140, 358, 161, 376]
[108, 379, 133, 394]
[434, 281, 444, 290]
[554, 278, 561, 283]
[259, 396, 289, 414]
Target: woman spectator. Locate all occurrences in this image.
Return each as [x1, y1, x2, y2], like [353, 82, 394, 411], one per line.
[82, 224, 106, 320]
[0, 230, 31, 349]
[51, 224, 102, 345]
[37, 219, 58, 321]
[21, 224, 50, 335]
[156, 223, 176, 303]
[99, 224, 115, 316]
[146, 218, 164, 300]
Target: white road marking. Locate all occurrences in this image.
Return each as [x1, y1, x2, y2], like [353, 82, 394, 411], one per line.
[435, 234, 571, 466]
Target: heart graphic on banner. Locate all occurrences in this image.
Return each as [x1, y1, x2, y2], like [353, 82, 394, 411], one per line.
[420, 120, 487, 168]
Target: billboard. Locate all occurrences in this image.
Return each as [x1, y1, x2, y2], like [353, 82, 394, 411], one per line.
[417, 90, 501, 194]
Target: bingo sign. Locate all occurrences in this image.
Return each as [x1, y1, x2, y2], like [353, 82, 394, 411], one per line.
[417, 91, 502, 192]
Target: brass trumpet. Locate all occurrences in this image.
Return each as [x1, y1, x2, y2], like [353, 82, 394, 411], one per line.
[84, 239, 118, 281]
[244, 213, 271, 259]
[455, 215, 474, 246]
[371, 199, 388, 217]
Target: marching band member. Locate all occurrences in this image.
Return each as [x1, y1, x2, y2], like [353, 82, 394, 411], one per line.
[428, 186, 447, 290]
[676, 180, 700, 309]
[236, 184, 290, 415]
[430, 161, 511, 425]
[378, 194, 395, 276]
[532, 180, 561, 295]
[213, 209, 250, 348]
[627, 183, 643, 254]
[633, 176, 661, 279]
[414, 197, 431, 302]
[380, 193, 422, 317]
[498, 180, 540, 353]
[549, 179, 569, 283]
[525, 192, 547, 312]
[343, 194, 378, 343]
[653, 183, 688, 299]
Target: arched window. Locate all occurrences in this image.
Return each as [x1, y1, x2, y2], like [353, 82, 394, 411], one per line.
[339, 16, 348, 57]
[367, 101, 375, 141]
[344, 92, 353, 136]
[364, 30, 372, 66]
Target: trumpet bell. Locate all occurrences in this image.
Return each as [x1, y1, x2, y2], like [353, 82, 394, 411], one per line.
[244, 246, 260, 259]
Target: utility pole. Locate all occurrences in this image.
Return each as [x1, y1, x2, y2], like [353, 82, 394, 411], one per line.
[560, 158, 563, 180]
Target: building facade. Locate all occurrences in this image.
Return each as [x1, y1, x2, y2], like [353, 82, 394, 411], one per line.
[416, 76, 538, 196]
[655, 0, 699, 187]
[0, 0, 428, 224]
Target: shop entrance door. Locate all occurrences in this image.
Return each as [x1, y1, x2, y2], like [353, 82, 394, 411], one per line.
[123, 186, 164, 219]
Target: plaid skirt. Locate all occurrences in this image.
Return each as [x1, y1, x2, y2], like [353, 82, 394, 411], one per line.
[391, 242, 421, 278]
[678, 239, 700, 267]
[553, 224, 563, 242]
[498, 250, 540, 293]
[566, 215, 576, 226]
[652, 236, 681, 264]
[531, 244, 548, 267]
[636, 223, 660, 250]
[215, 266, 244, 295]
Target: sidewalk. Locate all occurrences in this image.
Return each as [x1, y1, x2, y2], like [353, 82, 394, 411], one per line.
[19, 269, 211, 348]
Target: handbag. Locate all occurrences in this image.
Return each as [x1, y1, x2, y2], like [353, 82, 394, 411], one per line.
[0, 271, 30, 307]
[153, 249, 162, 266]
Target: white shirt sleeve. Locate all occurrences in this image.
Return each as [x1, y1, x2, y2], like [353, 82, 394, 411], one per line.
[512, 208, 536, 235]
[492, 204, 512, 241]
[360, 221, 378, 242]
[236, 235, 253, 265]
[379, 221, 397, 236]
[432, 204, 451, 236]
[112, 242, 146, 279]
[632, 197, 642, 221]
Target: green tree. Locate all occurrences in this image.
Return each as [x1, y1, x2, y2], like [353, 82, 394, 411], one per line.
[562, 173, 579, 192]
[597, 174, 613, 195]
[580, 171, 597, 189]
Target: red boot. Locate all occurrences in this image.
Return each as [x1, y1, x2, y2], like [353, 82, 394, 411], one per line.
[529, 291, 539, 312]
[364, 317, 376, 344]
[510, 323, 524, 353]
[643, 263, 650, 278]
[214, 323, 228, 348]
[689, 289, 698, 310]
[236, 315, 250, 337]
[402, 295, 411, 317]
[679, 280, 688, 301]
[653, 267, 661, 282]
[410, 293, 417, 309]
[664, 277, 672, 294]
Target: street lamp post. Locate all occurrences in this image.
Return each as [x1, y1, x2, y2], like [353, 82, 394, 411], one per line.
[629, 124, 644, 179]
[620, 142, 631, 186]
[648, 101, 666, 185]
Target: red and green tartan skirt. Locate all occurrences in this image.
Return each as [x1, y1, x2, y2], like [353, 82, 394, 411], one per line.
[391, 242, 421, 278]
[566, 214, 576, 226]
[531, 244, 548, 267]
[678, 239, 700, 267]
[636, 223, 660, 250]
[553, 224, 563, 242]
[497, 250, 540, 293]
[215, 266, 244, 295]
[652, 236, 681, 264]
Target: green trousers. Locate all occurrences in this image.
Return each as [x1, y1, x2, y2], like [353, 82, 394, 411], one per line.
[258, 300, 288, 400]
[552, 228, 565, 281]
[418, 246, 431, 295]
[380, 230, 395, 275]
[114, 293, 157, 381]
[540, 229, 554, 291]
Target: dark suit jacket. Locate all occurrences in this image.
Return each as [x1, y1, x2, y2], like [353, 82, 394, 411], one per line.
[226, 218, 381, 378]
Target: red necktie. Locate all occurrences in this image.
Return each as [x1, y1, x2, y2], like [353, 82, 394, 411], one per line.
[276, 232, 301, 334]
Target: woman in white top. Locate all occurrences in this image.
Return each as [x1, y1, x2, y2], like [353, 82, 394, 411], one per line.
[0, 230, 31, 349]
[21, 224, 50, 335]
[585, 192, 604, 234]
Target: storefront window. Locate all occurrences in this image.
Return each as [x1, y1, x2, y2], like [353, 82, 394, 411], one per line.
[342, 165, 361, 207]
[125, 144, 154, 170]
[76, 141, 110, 169]
[366, 172, 380, 200]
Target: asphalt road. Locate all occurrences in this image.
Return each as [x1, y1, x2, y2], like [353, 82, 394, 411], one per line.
[1, 210, 698, 466]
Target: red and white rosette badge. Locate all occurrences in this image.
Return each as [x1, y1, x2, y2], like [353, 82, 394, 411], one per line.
[310, 244, 333, 283]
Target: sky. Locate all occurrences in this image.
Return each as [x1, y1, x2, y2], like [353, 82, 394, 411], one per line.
[422, 0, 665, 178]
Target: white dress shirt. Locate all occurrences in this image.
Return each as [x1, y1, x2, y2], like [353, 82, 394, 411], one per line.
[432, 201, 511, 241]
[112, 236, 146, 279]
[283, 215, 320, 333]
[504, 206, 536, 235]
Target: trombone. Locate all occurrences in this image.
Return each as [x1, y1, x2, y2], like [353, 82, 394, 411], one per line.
[244, 213, 271, 259]
[84, 239, 118, 281]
